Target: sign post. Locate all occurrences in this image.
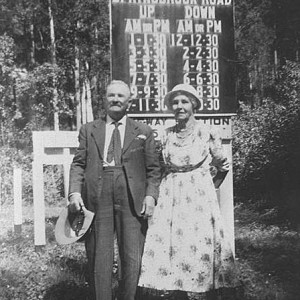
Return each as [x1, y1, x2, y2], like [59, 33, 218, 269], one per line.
[111, 0, 237, 251]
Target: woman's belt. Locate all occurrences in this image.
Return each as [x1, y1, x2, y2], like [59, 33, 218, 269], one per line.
[165, 155, 208, 174]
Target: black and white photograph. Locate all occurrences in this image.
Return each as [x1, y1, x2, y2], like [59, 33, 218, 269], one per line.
[0, 0, 300, 299]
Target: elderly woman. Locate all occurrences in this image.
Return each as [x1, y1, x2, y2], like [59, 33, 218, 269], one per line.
[138, 84, 238, 300]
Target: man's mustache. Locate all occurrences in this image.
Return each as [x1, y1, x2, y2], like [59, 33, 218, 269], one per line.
[174, 109, 186, 114]
[109, 101, 122, 107]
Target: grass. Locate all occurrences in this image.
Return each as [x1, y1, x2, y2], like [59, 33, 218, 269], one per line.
[0, 204, 89, 300]
[234, 203, 300, 300]
[0, 202, 300, 299]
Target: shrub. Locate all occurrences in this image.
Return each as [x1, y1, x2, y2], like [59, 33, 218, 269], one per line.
[0, 146, 65, 206]
[232, 61, 300, 220]
[0, 147, 32, 205]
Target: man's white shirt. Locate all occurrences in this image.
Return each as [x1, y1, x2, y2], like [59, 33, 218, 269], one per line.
[103, 114, 127, 166]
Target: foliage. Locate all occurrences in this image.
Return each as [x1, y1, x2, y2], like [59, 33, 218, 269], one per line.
[0, 0, 110, 141]
[232, 61, 300, 216]
[272, 0, 300, 62]
[235, 0, 300, 105]
[52, 0, 110, 118]
[0, 146, 64, 206]
[0, 34, 18, 146]
[0, 37, 69, 207]
[43, 165, 64, 206]
[16, 63, 73, 132]
[1, 61, 73, 148]
[0, 0, 110, 207]
[0, 146, 32, 206]
[274, 61, 300, 106]
[234, 0, 276, 104]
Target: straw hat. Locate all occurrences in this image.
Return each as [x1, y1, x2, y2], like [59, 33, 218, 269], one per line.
[164, 84, 201, 110]
[55, 206, 94, 245]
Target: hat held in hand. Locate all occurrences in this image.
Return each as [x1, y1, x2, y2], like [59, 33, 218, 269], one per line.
[55, 206, 94, 245]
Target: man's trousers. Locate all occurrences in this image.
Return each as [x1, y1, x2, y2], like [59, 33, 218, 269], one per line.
[85, 166, 147, 300]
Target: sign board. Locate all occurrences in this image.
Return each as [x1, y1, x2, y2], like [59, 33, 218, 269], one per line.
[111, 0, 236, 116]
[136, 115, 232, 140]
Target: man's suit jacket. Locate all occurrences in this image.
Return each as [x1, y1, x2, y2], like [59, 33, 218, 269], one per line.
[69, 116, 161, 216]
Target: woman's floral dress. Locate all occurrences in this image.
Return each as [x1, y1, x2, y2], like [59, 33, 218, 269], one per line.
[138, 122, 237, 295]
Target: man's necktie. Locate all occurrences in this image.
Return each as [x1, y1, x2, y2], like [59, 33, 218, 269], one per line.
[107, 122, 122, 165]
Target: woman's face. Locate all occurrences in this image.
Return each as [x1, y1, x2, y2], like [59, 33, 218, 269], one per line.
[171, 94, 194, 121]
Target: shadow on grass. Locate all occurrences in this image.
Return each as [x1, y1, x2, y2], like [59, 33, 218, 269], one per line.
[43, 281, 90, 300]
[0, 229, 33, 248]
[43, 280, 120, 300]
[0, 269, 25, 300]
[235, 204, 300, 299]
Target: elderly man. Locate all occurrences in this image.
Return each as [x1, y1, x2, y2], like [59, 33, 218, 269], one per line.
[68, 80, 161, 300]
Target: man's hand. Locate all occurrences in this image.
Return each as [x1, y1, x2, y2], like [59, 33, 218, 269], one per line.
[219, 159, 230, 172]
[68, 193, 84, 213]
[141, 195, 155, 218]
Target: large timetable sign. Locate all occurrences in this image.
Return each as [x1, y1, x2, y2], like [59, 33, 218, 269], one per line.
[111, 0, 236, 116]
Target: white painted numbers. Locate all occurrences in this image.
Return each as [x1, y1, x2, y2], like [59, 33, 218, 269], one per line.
[112, 0, 234, 114]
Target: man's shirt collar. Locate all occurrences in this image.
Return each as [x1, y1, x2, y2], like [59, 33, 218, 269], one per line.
[106, 114, 127, 125]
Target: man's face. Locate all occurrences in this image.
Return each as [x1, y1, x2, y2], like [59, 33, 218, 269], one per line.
[105, 82, 132, 120]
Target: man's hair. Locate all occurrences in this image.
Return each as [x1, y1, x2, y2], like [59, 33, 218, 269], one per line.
[107, 80, 131, 93]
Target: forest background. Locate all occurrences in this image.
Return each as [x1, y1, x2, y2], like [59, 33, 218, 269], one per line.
[0, 0, 300, 299]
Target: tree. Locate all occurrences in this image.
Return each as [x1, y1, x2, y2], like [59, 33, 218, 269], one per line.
[235, 0, 300, 105]
[48, 0, 59, 131]
[234, 0, 276, 105]
[0, 0, 110, 134]
[60, 0, 110, 123]
[272, 0, 300, 62]
[232, 60, 300, 225]
[0, 34, 17, 146]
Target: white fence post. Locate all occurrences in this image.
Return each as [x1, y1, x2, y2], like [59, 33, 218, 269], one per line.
[32, 131, 79, 250]
[13, 166, 22, 235]
[32, 159, 46, 250]
[0, 174, 2, 211]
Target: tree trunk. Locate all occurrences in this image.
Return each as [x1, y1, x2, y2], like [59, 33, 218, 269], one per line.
[75, 21, 81, 129]
[74, 47, 81, 128]
[85, 62, 93, 123]
[30, 22, 35, 66]
[274, 49, 278, 78]
[85, 77, 94, 122]
[0, 174, 2, 209]
[48, 0, 59, 131]
[81, 82, 87, 125]
[296, 37, 299, 62]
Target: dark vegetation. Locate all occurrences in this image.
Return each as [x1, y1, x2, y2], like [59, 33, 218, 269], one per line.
[233, 61, 300, 229]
